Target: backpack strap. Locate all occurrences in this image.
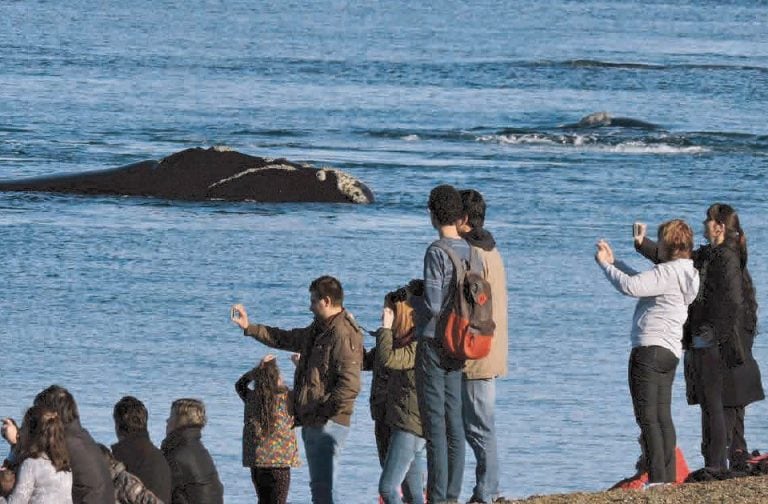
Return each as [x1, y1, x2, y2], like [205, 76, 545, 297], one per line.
[432, 241, 468, 279]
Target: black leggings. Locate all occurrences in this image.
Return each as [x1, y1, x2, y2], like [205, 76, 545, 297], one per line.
[689, 346, 728, 470]
[251, 467, 291, 504]
[629, 346, 679, 483]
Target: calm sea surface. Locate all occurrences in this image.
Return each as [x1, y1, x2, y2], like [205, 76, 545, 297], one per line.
[1, 1, 767, 501]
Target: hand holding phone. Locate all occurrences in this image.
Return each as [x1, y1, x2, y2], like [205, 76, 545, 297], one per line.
[633, 222, 647, 243]
[230, 304, 249, 330]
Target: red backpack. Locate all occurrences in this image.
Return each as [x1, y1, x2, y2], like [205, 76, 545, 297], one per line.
[434, 242, 495, 360]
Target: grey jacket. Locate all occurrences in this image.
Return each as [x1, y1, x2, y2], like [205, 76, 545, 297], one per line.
[600, 258, 700, 358]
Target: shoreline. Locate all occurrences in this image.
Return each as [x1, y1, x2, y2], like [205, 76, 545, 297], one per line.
[499, 475, 768, 503]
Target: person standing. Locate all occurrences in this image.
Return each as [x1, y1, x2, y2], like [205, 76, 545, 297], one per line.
[235, 355, 301, 504]
[231, 275, 364, 504]
[595, 220, 699, 484]
[458, 189, 508, 503]
[635, 204, 764, 469]
[415, 184, 471, 503]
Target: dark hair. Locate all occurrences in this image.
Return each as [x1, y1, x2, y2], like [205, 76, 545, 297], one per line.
[460, 189, 486, 230]
[707, 203, 748, 267]
[113, 396, 148, 435]
[33, 385, 79, 425]
[309, 275, 344, 306]
[657, 219, 694, 260]
[428, 184, 463, 226]
[20, 406, 70, 472]
[249, 359, 284, 436]
[707, 203, 758, 335]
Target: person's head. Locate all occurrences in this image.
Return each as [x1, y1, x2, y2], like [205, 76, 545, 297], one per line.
[113, 396, 149, 440]
[657, 219, 694, 262]
[704, 203, 748, 257]
[459, 189, 487, 233]
[166, 398, 206, 435]
[19, 406, 70, 472]
[428, 185, 464, 229]
[250, 355, 283, 435]
[309, 275, 344, 320]
[33, 385, 79, 425]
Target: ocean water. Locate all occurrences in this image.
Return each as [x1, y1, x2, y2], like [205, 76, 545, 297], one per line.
[1, 0, 767, 501]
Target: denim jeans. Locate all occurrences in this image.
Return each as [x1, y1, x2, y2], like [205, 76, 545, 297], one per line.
[379, 429, 427, 504]
[415, 337, 465, 503]
[301, 421, 349, 504]
[628, 345, 679, 483]
[462, 377, 499, 502]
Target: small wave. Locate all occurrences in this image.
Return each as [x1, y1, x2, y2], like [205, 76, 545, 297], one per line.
[599, 142, 710, 154]
[476, 134, 710, 154]
[401, 134, 420, 142]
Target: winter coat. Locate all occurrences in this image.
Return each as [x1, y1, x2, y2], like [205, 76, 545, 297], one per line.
[637, 238, 764, 407]
[244, 309, 364, 427]
[376, 328, 422, 438]
[461, 228, 509, 379]
[105, 458, 163, 504]
[363, 347, 389, 424]
[235, 379, 300, 469]
[160, 427, 223, 504]
[64, 421, 115, 504]
[111, 433, 171, 504]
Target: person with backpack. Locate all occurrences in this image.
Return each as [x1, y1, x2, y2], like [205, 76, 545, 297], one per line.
[458, 189, 508, 504]
[415, 184, 478, 503]
[595, 220, 700, 485]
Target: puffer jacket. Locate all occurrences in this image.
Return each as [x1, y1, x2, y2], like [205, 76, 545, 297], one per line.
[160, 427, 223, 504]
[244, 309, 364, 427]
[376, 328, 422, 438]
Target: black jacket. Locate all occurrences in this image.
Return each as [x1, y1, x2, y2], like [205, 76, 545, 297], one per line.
[112, 432, 172, 503]
[65, 420, 116, 504]
[637, 238, 764, 407]
[161, 426, 223, 504]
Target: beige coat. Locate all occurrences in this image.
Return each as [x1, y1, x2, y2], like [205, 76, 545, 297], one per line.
[464, 246, 509, 379]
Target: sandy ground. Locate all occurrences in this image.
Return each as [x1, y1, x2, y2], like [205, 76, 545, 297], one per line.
[499, 475, 768, 503]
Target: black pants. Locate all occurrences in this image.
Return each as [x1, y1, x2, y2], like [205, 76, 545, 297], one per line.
[251, 467, 291, 504]
[628, 346, 679, 483]
[690, 346, 728, 470]
[725, 406, 747, 464]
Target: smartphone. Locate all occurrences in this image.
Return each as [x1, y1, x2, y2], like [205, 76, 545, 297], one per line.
[633, 222, 643, 238]
[230, 307, 240, 320]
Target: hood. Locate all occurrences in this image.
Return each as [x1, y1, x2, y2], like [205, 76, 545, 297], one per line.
[461, 227, 496, 251]
[673, 259, 700, 305]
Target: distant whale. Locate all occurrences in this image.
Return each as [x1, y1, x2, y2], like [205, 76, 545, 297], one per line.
[0, 147, 375, 204]
[564, 112, 659, 130]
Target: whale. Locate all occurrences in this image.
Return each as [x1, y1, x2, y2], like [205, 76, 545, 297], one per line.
[0, 147, 375, 204]
[564, 112, 659, 130]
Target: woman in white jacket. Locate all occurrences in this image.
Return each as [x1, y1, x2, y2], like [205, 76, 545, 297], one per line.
[595, 219, 700, 485]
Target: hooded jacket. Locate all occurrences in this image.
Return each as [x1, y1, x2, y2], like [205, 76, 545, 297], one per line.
[600, 258, 700, 359]
[461, 228, 509, 379]
[244, 309, 364, 427]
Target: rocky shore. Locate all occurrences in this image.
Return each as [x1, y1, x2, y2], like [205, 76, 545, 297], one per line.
[500, 475, 768, 503]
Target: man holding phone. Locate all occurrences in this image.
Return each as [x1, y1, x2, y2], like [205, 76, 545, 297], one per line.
[231, 275, 363, 504]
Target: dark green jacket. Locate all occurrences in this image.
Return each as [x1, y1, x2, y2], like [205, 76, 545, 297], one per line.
[375, 328, 422, 438]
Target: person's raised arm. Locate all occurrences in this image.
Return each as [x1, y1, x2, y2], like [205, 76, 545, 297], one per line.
[234, 369, 254, 402]
[633, 223, 662, 264]
[596, 240, 670, 298]
[231, 303, 311, 353]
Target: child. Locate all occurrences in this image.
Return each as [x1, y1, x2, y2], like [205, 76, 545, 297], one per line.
[236, 355, 301, 504]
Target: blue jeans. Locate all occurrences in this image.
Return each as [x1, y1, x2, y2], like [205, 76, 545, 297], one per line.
[462, 377, 499, 502]
[415, 337, 465, 503]
[379, 429, 427, 504]
[301, 421, 349, 504]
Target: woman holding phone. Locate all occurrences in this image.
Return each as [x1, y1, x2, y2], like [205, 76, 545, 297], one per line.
[635, 204, 763, 469]
[595, 219, 699, 484]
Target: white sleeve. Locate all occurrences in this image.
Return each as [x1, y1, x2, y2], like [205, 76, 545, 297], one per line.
[601, 262, 669, 298]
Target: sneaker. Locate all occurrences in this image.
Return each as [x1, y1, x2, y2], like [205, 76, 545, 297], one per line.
[643, 482, 671, 490]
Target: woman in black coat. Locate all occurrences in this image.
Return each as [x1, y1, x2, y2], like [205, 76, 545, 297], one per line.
[161, 398, 224, 504]
[636, 203, 763, 470]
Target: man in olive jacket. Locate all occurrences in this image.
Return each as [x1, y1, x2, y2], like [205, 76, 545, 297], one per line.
[459, 190, 509, 504]
[231, 275, 363, 504]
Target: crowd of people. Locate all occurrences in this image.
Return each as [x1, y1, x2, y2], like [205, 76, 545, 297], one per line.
[0, 186, 762, 504]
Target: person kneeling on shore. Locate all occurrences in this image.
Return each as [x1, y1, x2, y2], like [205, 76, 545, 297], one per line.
[595, 220, 699, 484]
